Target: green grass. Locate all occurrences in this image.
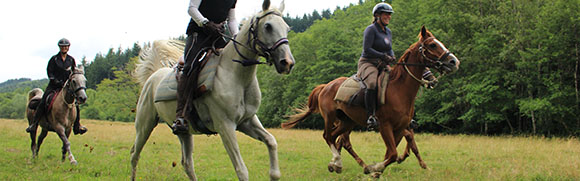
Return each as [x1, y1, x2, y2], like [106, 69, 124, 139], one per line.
[1, 119, 579, 180]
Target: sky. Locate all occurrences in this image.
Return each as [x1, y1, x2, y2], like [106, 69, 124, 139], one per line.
[0, 0, 360, 83]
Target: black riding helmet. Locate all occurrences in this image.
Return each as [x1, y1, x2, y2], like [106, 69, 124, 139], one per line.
[372, 3, 394, 16]
[58, 38, 70, 46]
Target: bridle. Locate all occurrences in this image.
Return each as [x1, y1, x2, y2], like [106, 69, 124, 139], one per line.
[396, 37, 451, 85]
[62, 71, 86, 106]
[220, 11, 289, 66]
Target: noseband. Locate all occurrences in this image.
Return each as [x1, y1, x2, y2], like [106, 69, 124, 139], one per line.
[248, 11, 289, 60]
[397, 37, 452, 85]
[222, 11, 289, 66]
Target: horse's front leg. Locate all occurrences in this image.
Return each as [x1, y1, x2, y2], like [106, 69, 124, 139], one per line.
[238, 115, 280, 180]
[217, 122, 249, 181]
[367, 123, 399, 178]
[55, 125, 77, 165]
[177, 133, 197, 181]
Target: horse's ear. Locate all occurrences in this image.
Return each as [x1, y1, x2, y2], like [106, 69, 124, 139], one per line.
[262, 0, 271, 11]
[420, 25, 428, 39]
[279, 0, 285, 12]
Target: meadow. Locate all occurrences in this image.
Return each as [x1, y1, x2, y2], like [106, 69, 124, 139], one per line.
[1, 118, 579, 180]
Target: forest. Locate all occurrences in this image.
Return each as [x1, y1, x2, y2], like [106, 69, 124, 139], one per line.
[0, 0, 578, 136]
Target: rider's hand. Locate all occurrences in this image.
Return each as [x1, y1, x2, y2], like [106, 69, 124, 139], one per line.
[381, 54, 395, 64]
[204, 21, 224, 35]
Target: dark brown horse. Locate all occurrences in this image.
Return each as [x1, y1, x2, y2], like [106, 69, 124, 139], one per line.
[282, 26, 459, 177]
[26, 67, 87, 164]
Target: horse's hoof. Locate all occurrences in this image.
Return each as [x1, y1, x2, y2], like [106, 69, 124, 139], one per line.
[396, 156, 403, 163]
[371, 172, 382, 178]
[71, 160, 78, 165]
[420, 162, 428, 169]
[363, 166, 371, 174]
[328, 164, 335, 173]
[335, 166, 342, 174]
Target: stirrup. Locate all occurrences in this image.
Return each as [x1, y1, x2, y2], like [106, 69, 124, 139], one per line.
[171, 118, 189, 135]
[366, 115, 378, 130]
[25, 124, 37, 133]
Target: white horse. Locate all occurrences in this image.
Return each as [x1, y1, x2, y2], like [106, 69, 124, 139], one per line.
[130, 1, 294, 180]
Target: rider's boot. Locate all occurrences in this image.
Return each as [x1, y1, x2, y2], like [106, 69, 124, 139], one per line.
[365, 89, 378, 130]
[172, 74, 189, 135]
[73, 105, 87, 135]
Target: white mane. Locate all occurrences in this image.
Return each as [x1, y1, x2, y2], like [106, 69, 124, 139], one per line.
[135, 40, 184, 85]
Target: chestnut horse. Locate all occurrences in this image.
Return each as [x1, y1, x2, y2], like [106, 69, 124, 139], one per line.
[282, 26, 459, 177]
[26, 66, 87, 164]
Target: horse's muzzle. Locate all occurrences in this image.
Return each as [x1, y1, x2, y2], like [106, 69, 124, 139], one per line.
[442, 53, 460, 73]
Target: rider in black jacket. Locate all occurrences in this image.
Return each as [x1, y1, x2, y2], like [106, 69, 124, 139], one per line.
[172, 0, 238, 134]
[26, 38, 87, 135]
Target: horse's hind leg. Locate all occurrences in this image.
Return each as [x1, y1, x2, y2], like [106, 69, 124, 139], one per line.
[130, 102, 158, 181]
[29, 128, 37, 158]
[323, 113, 352, 174]
[398, 129, 428, 169]
[337, 130, 369, 173]
[398, 129, 413, 163]
[35, 128, 49, 158]
[177, 133, 197, 181]
[55, 126, 77, 165]
[238, 115, 281, 180]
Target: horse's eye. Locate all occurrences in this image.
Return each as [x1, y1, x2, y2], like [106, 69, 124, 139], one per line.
[429, 43, 436, 48]
[265, 23, 273, 32]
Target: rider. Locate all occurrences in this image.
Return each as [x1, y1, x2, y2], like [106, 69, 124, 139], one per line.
[358, 3, 396, 129]
[26, 38, 87, 135]
[172, 0, 239, 134]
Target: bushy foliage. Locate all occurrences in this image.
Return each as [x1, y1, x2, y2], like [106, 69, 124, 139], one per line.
[258, 0, 580, 136]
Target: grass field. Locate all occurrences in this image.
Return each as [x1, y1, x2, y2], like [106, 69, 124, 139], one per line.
[1, 119, 579, 180]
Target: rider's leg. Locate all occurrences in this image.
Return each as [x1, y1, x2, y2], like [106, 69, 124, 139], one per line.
[172, 33, 197, 135]
[364, 88, 378, 129]
[73, 105, 87, 135]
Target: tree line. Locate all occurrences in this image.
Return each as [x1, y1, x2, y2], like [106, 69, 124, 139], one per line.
[1, 0, 578, 136]
[256, 0, 580, 136]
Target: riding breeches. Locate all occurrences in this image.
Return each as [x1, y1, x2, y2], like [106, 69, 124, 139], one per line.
[357, 57, 381, 90]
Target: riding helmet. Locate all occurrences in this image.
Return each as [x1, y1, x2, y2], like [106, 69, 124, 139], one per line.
[373, 3, 394, 15]
[58, 38, 70, 46]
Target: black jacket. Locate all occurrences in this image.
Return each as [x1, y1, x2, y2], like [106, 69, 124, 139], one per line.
[47, 53, 76, 89]
[186, 0, 236, 35]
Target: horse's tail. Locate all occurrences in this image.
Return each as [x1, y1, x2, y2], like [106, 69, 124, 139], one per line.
[134, 40, 185, 85]
[281, 84, 326, 129]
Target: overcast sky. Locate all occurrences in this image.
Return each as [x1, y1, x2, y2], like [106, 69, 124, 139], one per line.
[0, 0, 360, 83]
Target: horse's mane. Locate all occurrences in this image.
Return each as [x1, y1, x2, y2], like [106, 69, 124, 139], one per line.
[134, 40, 185, 85]
[389, 29, 434, 81]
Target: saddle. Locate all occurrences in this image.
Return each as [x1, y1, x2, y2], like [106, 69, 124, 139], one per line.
[334, 71, 389, 106]
[154, 48, 220, 135]
[46, 90, 61, 112]
[154, 49, 220, 103]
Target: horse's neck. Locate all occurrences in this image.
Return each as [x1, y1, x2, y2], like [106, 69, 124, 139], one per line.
[58, 87, 75, 107]
[391, 48, 424, 105]
[216, 32, 260, 83]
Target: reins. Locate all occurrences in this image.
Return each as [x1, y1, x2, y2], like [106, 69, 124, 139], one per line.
[219, 11, 289, 66]
[62, 72, 86, 108]
[395, 37, 450, 85]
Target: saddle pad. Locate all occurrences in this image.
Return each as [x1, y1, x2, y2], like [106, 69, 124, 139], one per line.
[334, 78, 360, 103]
[153, 56, 220, 103]
[333, 74, 389, 105]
